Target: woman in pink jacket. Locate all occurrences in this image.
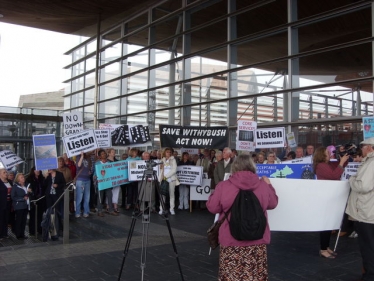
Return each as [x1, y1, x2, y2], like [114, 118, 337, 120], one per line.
[207, 154, 278, 281]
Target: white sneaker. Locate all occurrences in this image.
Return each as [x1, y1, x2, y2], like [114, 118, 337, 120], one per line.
[75, 215, 81, 218]
[83, 214, 89, 218]
[158, 210, 163, 215]
[170, 210, 175, 215]
[349, 231, 358, 238]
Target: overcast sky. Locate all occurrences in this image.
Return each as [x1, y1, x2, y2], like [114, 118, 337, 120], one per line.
[0, 22, 80, 107]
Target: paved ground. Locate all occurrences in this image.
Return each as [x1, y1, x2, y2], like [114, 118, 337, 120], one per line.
[0, 208, 364, 281]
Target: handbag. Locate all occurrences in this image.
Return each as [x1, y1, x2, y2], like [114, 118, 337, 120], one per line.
[160, 180, 169, 196]
[207, 211, 229, 250]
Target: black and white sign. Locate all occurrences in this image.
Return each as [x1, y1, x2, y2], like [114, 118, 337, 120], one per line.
[94, 129, 112, 148]
[176, 166, 203, 186]
[160, 125, 228, 149]
[0, 150, 24, 170]
[63, 129, 99, 158]
[190, 178, 212, 201]
[63, 111, 84, 136]
[128, 160, 161, 181]
[99, 123, 152, 147]
[255, 127, 285, 148]
[236, 120, 256, 151]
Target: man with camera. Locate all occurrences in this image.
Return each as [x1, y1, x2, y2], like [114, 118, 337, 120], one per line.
[346, 137, 374, 281]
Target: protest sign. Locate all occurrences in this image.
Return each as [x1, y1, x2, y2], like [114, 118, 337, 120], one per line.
[32, 134, 58, 170]
[286, 132, 297, 147]
[0, 150, 25, 170]
[363, 116, 374, 139]
[268, 178, 350, 231]
[255, 127, 285, 148]
[94, 129, 112, 148]
[236, 120, 256, 151]
[95, 160, 129, 190]
[63, 111, 84, 136]
[341, 162, 361, 181]
[128, 160, 161, 181]
[176, 165, 203, 186]
[159, 125, 228, 148]
[99, 123, 151, 147]
[63, 129, 98, 158]
[281, 156, 312, 164]
[256, 163, 315, 179]
[190, 178, 212, 200]
[181, 148, 199, 155]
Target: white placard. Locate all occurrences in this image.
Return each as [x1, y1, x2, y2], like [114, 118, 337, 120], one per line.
[176, 165, 203, 186]
[236, 120, 256, 151]
[0, 150, 24, 170]
[281, 156, 312, 164]
[62, 129, 99, 158]
[94, 129, 112, 148]
[128, 160, 161, 181]
[286, 132, 297, 147]
[181, 148, 199, 155]
[267, 178, 350, 231]
[63, 111, 84, 136]
[255, 127, 285, 148]
[341, 162, 361, 181]
[190, 178, 212, 200]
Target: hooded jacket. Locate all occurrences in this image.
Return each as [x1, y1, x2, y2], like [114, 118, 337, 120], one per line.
[346, 151, 374, 223]
[207, 170, 278, 246]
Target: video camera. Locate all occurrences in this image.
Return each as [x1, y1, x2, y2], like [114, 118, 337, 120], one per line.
[144, 159, 162, 170]
[335, 143, 357, 158]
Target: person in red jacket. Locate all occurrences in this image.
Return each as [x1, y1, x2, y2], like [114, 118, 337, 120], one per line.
[313, 146, 349, 258]
[207, 154, 278, 280]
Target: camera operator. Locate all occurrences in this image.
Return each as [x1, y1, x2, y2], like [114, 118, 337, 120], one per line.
[346, 138, 374, 280]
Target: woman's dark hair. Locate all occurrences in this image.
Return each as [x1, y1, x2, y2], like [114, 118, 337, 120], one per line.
[231, 154, 256, 174]
[313, 147, 327, 173]
[182, 152, 189, 157]
[287, 151, 296, 159]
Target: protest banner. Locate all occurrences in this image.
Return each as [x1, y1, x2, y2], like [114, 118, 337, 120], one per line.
[181, 148, 199, 155]
[176, 165, 203, 186]
[32, 134, 58, 170]
[286, 132, 297, 147]
[256, 163, 315, 179]
[95, 160, 129, 190]
[99, 123, 151, 147]
[94, 129, 112, 148]
[236, 120, 256, 151]
[190, 178, 212, 201]
[63, 111, 84, 136]
[159, 125, 228, 148]
[0, 150, 25, 170]
[281, 156, 312, 164]
[128, 160, 161, 181]
[268, 178, 350, 231]
[63, 129, 98, 158]
[255, 127, 285, 148]
[341, 162, 361, 181]
[363, 116, 374, 139]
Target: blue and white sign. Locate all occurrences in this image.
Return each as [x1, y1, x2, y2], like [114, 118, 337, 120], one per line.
[95, 160, 129, 191]
[256, 163, 315, 179]
[33, 134, 58, 170]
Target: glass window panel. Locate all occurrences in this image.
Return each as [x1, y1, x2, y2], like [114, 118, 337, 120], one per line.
[127, 50, 149, 73]
[154, 41, 182, 65]
[236, 0, 287, 39]
[101, 43, 122, 65]
[298, 1, 363, 20]
[84, 105, 94, 122]
[101, 61, 121, 82]
[188, 49, 227, 80]
[70, 92, 84, 108]
[154, 61, 182, 88]
[190, 1, 227, 28]
[128, 71, 148, 94]
[86, 40, 96, 54]
[85, 72, 95, 88]
[72, 61, 85, 77]
[154, 15, 182, 43]
[71, 77, 84, 92]
[102, 27, 122, 46]
[84, 89, 94, 105]
[297, 42, 372, 88]
[99, 80, 120, 100]
[190, 20, 227, 53]
[72, 46, 85, 62]
[126, 12, 148, 34]
[127, 29, 149, 47]
[298, 8, 370, 53]
[153, 0, 182, 22]
[99, 100, 119, 119]
[86, 56, 96, 72]
[127, 92, 148, 114]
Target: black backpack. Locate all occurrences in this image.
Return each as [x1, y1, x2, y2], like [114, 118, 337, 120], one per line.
[229, 189, 267, 241]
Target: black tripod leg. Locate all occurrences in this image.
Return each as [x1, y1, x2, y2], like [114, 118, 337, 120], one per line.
[154, 174, 185, 281]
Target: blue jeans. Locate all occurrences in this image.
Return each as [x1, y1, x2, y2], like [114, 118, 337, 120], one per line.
[75, 180, 91, 216]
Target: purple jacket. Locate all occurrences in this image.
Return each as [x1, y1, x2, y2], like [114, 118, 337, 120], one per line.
[206, 171, 278, 246]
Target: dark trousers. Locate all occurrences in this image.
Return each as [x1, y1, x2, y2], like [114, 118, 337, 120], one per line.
[356, 221, 374, 280]
[0, 208, 7, 237]
[14, 208, 28, 238]
[319, 230, 332, 250]
[126, 182, 138, 207]
[120, 184, 127, 207]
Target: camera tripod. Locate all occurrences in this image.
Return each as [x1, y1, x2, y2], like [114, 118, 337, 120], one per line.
[117, 166, 185, 281]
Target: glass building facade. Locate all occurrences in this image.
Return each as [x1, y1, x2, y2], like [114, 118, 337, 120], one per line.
[63, 0, 374, 149]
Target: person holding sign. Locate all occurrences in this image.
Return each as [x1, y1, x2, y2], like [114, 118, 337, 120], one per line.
[75, 152, 92, 218]
[313, 146, 349, 259]
[177, 152, 193, 210]
[159, 147, 179, 215]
